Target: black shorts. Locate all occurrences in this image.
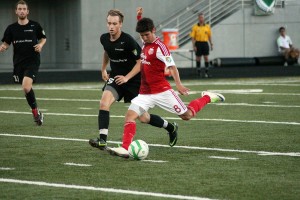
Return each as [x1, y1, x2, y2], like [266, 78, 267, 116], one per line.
[195, 41, 209, 56]
[13, 60, 40, 84]
[102, 78, 140, 103]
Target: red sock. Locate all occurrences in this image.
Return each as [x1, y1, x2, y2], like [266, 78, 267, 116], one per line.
[32, 108, 38, 117]
[187, 95, 211, 116]
[122, 122, 136, 150]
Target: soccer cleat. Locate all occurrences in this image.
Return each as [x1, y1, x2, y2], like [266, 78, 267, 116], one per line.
[168, 122, 178, 147]
[107, 146, 129, 158]
[201, 91, 225, 103]
[33, 110, 44, 126]
[89, 138, 107, 150]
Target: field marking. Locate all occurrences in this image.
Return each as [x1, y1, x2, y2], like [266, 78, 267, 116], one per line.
[78, 107, 93, 110]
[0, 178, 216, 200]
[208, 156, 239, 160]
[0, 96, 99, 102]
[188, 89, 263, 95]
[2, 96, 300, 108]
[1, 133, 299, 157]
[64, 163, 92, 167]
[142, 160, 168, 163]
[0, 167, 15, 170]
[215, 103, 300, 108]
[0, 78, 300, 91]
[0, 110, 299, 126]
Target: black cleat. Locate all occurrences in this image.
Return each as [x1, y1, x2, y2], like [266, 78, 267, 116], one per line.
[34, 111, 44, 126]
[168, 122, 178, 147]
[89, 138, 107, 150]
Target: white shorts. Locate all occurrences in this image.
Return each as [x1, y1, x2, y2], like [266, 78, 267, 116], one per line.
[131, 89, 188, 115]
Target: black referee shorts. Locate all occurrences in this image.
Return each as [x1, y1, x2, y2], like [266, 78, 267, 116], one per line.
[195, 41, 209, 56]
[102, 78, 140, 103]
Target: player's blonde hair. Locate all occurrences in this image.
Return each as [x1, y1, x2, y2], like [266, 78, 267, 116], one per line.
[107, 9, 124, 23]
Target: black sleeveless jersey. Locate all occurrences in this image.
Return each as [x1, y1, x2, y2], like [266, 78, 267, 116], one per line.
[100, 32, 141, 83]
[1, 20, 46, 66]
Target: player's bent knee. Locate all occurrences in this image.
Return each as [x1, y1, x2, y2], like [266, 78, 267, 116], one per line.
[128, 103, 145, 116]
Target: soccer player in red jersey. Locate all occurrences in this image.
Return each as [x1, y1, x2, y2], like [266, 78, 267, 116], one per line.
[89, 9, 179, 151]
[107, 17, 225, 158]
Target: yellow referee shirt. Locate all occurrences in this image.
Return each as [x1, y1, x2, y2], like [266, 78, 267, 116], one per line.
[190, 23, 211, 42]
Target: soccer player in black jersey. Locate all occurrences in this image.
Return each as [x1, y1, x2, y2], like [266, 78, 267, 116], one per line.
[0, 0, 46, 126]
[89, 9, 178, 150]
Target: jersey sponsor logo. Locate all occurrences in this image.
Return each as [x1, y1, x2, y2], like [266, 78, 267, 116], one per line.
[141, 54, 150, 65]
[14, 39, 33, 43]
[121, 42, 125, 44]
[148, 48, 154, 55]
[115, 48, 124, 51]
[24, 29, 33, 32]
[110, 58, 128, 63]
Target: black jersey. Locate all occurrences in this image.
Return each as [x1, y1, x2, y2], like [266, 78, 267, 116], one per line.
[100, 32, 141, 83]
[1, 20, 46, 66]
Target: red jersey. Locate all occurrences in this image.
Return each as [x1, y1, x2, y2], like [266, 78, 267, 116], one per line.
[140, 38, 176, 94]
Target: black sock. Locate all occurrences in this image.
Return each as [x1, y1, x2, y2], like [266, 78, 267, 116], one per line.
[149, 114, 174, 133]
[98, 110, 109, 141]
[149, 114, 164, 128]
[25, 88, 37, 109]
[196, 61, 200, 69]
[205, 62, 209, 73]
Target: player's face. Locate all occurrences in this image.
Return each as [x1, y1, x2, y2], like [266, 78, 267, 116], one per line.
[140, 30, 156, 43]
[15, 4, 29, 20]
[107, 15, 122, 36]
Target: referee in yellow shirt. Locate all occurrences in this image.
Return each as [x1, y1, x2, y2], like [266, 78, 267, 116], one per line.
[190, 13, 213, 78]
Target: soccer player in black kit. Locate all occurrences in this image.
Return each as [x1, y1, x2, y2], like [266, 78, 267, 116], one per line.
[0, 0, 46, 126]
[89, 9, 178, 150]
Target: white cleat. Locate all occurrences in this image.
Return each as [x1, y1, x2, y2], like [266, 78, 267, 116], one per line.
[107, 146, 129, 158]
[202, 91, 225, 103]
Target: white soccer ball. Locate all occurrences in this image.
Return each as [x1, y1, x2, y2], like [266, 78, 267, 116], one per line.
[128, 140, 149, 160]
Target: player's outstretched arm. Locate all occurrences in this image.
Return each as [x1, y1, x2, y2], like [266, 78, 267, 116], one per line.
[0, 42, 9, 52]
[169, 65, 190, 95]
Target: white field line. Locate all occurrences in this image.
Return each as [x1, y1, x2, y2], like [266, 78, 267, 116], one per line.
[0, 167, 15, 170]
[208, 156, 239, 160]
[0, 178, 216, 200]
[142, 160, 168, 163]
[214, 103, 300, 108]
[0, 78, 300, 90]
[0, 96, 99, 102]
[1, 110, 299, 126]
[0, 133, 299, 157]
[64, 163, 91, 167]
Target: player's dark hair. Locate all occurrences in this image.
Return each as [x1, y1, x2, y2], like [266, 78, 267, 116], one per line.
[279, 26, 285, 32]
[198, 12, 204, 17]
[107, 9, 124, 23]
[15, 0, 28, 9]
[136, 18, 155, 33]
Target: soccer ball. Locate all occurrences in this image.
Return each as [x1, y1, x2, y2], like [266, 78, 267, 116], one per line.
[128, 140, 149, 160]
